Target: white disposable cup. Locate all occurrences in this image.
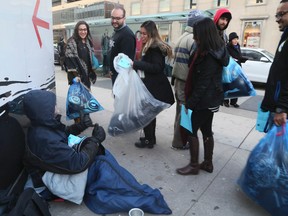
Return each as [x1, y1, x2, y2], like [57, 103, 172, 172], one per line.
[128, 208, 144, 216]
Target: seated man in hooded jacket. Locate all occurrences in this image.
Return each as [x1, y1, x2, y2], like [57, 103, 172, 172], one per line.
[23, 89, 105, 200]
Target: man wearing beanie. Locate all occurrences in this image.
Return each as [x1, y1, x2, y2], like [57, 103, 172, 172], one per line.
[171, 10, 206, 150]
[214, 8, 232, 107]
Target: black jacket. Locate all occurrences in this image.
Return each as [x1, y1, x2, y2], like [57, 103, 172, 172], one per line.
[185, 47, 229, 110]
[23, 90, 100, 187]
[226, 43, 245, 67]
[261, 28, 288, 113]
[133, 45, 174, 105]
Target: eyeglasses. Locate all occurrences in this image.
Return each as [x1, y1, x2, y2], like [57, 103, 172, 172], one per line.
[111, 16, 124, 21]
[275, 10, 288, 19]
[78, 28, 87, 32]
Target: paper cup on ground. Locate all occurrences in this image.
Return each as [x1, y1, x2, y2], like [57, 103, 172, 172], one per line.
[128, 208, 144, 216]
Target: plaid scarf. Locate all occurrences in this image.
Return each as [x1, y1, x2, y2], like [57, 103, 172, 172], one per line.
[65, 37, 94, 88]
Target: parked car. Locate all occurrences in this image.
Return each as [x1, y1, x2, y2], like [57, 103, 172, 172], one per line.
[54, 44, 60, 65]
[240, 47, 274, 84]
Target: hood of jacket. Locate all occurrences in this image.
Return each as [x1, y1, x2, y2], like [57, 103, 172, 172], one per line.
[23, 90, 61, 128]
[209, 47, 229, 67]
[213, 8, 232, 31]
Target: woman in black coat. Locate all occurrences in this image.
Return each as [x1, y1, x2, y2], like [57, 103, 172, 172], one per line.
[176, 18, 229, 175]
[132, 20, 175, 148]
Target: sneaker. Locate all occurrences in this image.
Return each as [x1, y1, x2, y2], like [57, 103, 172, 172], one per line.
[232, 104, 239, 108]
[224, 102, 229, 107]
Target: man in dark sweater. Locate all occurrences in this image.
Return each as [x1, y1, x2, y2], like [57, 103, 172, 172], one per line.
[261, 0, 288, 128]
[109, 4, 136, 86]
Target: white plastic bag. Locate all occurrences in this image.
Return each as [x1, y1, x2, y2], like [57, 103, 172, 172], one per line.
[108, 53, 170, 136]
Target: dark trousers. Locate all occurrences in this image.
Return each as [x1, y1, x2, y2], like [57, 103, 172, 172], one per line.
[190, 109, 214, 138]
[144, 118, 156, 142]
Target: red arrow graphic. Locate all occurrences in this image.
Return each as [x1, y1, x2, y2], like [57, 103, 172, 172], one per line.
[32, 0, 50, 48]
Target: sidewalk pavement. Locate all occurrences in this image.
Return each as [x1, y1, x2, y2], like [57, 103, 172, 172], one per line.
[50, 67, 270, 216]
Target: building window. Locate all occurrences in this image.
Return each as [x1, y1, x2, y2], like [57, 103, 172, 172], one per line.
[159, 0, 170, 12]
[184, 0, 197, 10]
[214, 0, 229, 7]
[242, 21, 262, 48]
[131, 2, 141, 15]
[246, 0, 265, 5]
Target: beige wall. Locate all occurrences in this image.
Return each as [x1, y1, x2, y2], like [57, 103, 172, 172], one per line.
[54, 0, 283, 54]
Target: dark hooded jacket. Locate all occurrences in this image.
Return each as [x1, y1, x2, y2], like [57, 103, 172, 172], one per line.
[213, 8, 232, 44]
[185, 47, 229, 110]
[23, 90, 100, 187]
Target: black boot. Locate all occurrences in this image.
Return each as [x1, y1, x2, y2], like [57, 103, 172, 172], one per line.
[176, 136, 199, 175]
[135, 139, 154, 148]
[200, 136, 214, 173]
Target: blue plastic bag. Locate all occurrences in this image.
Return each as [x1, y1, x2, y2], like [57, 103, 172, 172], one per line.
[222, 57, 256, 99]
[92, 54, 99, 69]
[238, 124, 288, 216]
[66, 81, 103, 119]
[255, 103, 270, 133]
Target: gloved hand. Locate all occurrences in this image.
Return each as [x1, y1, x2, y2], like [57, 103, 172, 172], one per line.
[89, 72, 97, 84]
[92, 123, 106, 143]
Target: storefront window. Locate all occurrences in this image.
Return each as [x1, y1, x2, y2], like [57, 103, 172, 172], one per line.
[158, 24, 170, 42]
[242, 21, 262, 48]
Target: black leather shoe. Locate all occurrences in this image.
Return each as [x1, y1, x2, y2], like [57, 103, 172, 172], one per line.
[232, 104, 239, 108]
[135, 139, 154, 148]
[224, 102, 229, 107]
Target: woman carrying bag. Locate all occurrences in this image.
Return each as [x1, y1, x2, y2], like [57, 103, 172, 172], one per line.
[132, 20, 175, 148]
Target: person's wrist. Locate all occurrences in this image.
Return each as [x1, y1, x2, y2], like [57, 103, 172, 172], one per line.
[275, 108, 286, 114]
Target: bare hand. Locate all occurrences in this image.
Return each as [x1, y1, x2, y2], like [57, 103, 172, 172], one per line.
[274, 112, 287, 126]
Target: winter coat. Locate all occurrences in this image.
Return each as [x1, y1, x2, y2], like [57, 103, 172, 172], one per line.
[261, 28, 288, 113]
[172, 26, 195, 82]
[226, 43, 244, 66]
[23, 90, 100, 188]
[133, 43, 175, 105]
[65, 37, 94, 88]
[185, 47, 229, 110]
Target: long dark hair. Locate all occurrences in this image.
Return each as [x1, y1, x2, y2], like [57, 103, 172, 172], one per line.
[193, 18, 224, 54]
[72, 20, 93, 46]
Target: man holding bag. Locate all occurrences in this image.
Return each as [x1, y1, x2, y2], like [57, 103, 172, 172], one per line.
[261, 0, 288, 129]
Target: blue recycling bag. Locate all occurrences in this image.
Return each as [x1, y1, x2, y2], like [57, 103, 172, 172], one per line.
[222, 57, 256, 99]
[66, 81, 103, 119]
[238, 123, 288, 216]
[92, 54, 99, 69]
